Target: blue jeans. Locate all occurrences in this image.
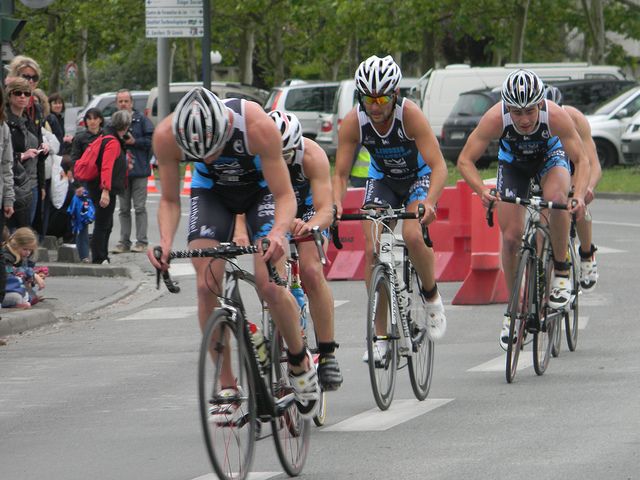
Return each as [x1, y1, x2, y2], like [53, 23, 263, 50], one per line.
[75, 225, 90, 261]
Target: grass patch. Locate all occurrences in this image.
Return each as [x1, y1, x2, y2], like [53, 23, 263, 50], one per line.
[445, 162, 640, 194]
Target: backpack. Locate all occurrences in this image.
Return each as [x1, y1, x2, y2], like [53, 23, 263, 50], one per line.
[73, 135, 116, 182]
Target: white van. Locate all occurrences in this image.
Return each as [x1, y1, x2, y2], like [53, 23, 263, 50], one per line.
[413, 63, 627, 138]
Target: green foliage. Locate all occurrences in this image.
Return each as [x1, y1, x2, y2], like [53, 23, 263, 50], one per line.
[8, 0, 639, 103]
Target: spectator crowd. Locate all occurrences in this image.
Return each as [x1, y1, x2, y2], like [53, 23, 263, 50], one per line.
[0, 55, 154, 312]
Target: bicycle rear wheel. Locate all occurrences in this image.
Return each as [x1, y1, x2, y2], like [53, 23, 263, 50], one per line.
[533, 237, 554, 375]
[565, 238, 580, 351]
[506, 250, 532, 383]
[407, 264, 434, 400]
[199, 310, 256, 480]
[366, 264, 398, 410]
[270, 329, 310, 476]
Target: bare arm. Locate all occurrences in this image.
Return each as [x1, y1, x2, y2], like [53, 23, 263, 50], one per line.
[331, 109, 360, 216]
[403, 100, 447, 224]
[457, 104, 504, 206]
[549, 103, 590, 205]
[245, 101, 296, 261]
[148, 114, 183, 268]
[293, 138, 333, 236]
[565, 105, 601, 203]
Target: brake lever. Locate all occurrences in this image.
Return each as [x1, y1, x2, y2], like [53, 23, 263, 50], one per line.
[417, 204, 433, 248]
[153, 246, 180, 293]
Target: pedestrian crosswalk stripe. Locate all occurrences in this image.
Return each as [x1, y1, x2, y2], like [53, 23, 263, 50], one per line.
[323, 398, 453, 432]
[117, 306, 197, 321]
[468, 355, 533, 372]
[192, 473, 280, 480]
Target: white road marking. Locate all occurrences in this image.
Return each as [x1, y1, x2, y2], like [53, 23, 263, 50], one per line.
[167, 263, 196, 276]
[469, 316, 588, 372]
[468, 355, 532, 372]
[323, 398, 453, 432]
[117, 306, 197, 321]
[192, 473, 280, 480]
[594, 245, 624, 254]
[593, 220, 640, 228]
[334, 300, 349, 308]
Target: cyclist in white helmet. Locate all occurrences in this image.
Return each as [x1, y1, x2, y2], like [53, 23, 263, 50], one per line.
[544, 85, 600, 292]
[148, 87, 321, 419]
[457, 69, 589, 351]
[235, 110, 342, 390]
[332, 54, 449, 358]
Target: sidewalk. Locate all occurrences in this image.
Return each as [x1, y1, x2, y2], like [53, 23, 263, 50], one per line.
[0, 244, 157, 338]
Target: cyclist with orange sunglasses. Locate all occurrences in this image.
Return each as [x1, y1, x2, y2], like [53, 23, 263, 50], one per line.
[332, 55, 449, 357]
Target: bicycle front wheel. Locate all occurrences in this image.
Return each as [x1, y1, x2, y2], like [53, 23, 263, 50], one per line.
[565, 238, 580, 351]
[366, 264, 398, 410]
[506, 250, 532, 383]
[407, 264, 434, 400]
[533, 237, 554, 376]
[270, 329, 310, 476]
[199, 310, 256, 480]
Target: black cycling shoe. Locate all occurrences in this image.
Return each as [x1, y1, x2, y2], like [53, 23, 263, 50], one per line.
[317, 354, 343, 391]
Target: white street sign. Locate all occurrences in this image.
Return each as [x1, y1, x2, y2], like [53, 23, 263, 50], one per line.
[145, 0, 204, 38]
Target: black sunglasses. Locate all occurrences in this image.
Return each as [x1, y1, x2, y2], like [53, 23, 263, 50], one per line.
[12, 91, 32, 97]
[21, 74, 39, 82]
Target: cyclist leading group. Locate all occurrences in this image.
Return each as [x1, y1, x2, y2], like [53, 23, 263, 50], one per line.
[148, 88, 321, 419]
[332, 54, 449, 362]
[457, 69, 589, 350]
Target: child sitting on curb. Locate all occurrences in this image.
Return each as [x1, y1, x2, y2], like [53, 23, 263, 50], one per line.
[1, 227, 45, 309]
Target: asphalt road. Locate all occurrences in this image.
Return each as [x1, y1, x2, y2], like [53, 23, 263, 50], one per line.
[1, 196, 638, 480]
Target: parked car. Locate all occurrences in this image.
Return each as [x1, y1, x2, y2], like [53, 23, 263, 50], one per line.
[145, 82, 269, 126]
[440, 87, 501, 167]
[440, 79, 638, 166]
[620, 110, 640, 164]
[315, 77, 420, 157]
[76, 90, 150, 132]
[587, 85, 640, 167]
[264, 81, 339, 140]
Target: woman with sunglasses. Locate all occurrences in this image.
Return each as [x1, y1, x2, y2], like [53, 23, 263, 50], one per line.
[332, 54, 449, 349]
[5, 78, 49, 230]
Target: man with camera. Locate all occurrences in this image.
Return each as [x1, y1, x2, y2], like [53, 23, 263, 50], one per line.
[112, 89, 155, 254]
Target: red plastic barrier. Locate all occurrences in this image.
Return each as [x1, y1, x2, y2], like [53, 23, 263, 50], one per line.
[452, 190, 509, 304]
[325, 188, 367, 280]
[431, 180, 472, 282]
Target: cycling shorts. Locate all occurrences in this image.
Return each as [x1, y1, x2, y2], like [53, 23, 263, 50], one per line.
[363, 175, 431, 208]
[187, 186, 274, 243]
[496, 149, 570, 199]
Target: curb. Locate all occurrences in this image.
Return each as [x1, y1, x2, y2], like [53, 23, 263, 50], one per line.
[0, 263, 144, 337]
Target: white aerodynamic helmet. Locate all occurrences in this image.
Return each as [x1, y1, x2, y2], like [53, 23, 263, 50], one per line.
[501, 69, 545, 109]
[172, 87, 230, 158]
[268, 110, 302, 151]
[354, 55, 402, 96]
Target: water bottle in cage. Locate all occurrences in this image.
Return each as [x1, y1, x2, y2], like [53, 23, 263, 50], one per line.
[291, 282, 308, 330]
[248, 322, 269, 371]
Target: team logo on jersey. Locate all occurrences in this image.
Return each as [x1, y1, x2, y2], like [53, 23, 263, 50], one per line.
[397, 128, 405, 140]
[541, 129, 550, 139]
[233, 139, 245, 154]
[381, 138, 390, 145]
[386, 158, 407, 168]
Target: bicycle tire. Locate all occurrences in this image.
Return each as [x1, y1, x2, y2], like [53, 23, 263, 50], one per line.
[270, 329, 310, 476]
[565, 238, 580, 351]
[407, 264, 434, 400]
[312, 387, 327, 427]
[533, 236, 554, 375]
[366, 264, 398, 410]
[506, 250, 532, 383]
[199, 310, 256, 480]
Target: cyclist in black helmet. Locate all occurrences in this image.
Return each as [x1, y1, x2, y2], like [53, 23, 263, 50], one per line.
[148, 87, 321, 420]
[457, 69, 589, 351]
